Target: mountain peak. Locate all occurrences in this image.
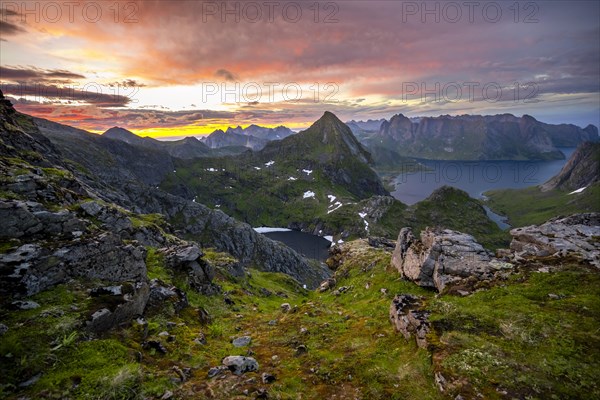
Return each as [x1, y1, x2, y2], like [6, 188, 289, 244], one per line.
[103, 126, 137, 139]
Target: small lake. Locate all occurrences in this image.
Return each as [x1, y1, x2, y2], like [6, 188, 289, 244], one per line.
[391, 148, 576, 206]
[258, 229, 332, 261]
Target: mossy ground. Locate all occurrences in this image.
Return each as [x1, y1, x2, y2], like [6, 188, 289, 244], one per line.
[1, 242, 598, 399]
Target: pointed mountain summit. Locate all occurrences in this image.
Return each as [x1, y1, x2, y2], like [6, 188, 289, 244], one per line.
[257, 111, 386, 198]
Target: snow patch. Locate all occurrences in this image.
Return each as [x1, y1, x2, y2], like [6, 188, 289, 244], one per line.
[327, 202, 343, 214]
[253, 227, 293, 233]
[206, 168, 217, 172]
[358, 212, 367, 219]
[302, 169, 313, 175]
[265, 160, 275, 167]
[568, 187, 587, 195]
[324, 235, 333, 242]
[288, 177, 297, 181]
[327, 195, 337, 203]
[254, 167, 261, 170]
[303, 190, 315, 199]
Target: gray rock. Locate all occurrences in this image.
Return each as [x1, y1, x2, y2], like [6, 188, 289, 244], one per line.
[11, 300, 40, 310]
[509, 213, 600, 268]
[0, 232, 147, 297]
[280, 303, 291, 313]
[207, 366, 228, 378]
[222, 356, 259, 375]
[0, 323, 8, 335]
[232, 336, 252, 347]
[86, 281, 149, 333]
[145, 279, 189, 315]
[389, 294, 431, 349]
[262, 373, 276, 384]
[391, 227, 506, 293]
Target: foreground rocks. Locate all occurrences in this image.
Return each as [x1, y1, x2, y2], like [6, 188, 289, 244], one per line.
[509, 213, 600, 268]
[391, 227, 512, 293]
[389, 294, 431, 349]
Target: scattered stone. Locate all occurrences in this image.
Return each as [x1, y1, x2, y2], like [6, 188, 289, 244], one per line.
[146, 280, 189, 315]
[295, 345, 308, 356]
[318, 277, 336, 292]
[158, 331, 170, 337]
[194, 332, 207, 345]
[160, 390, 174, 400]
[224, 296, 235, 305]
[197, 307, 212, 325]
[0, 323, 8, 336]
[232, 336, 252, 347]
[259, 287, 273, 297]
[267, 320, 277, 326]
[255, 388, 269, 398]
[389, 294, 431, 349]
[143, 340, 167, 354]
[299, 327, 309, 335]
[280, 303, 291, 313]
[222, 356, 259, 375]
[262, 373, 276, 384]
[207, 366, 228, 378]
[11, 300, 40, 310]
[18, 373, 42, 388]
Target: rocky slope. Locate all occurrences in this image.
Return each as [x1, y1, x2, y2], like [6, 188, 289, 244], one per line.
[540, 141, 600, 191]
[1, 91, 329, 289]
[364, 113, 597, 160]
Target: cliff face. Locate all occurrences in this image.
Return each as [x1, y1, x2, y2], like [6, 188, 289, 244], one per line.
[540, 142, 600, 192]
[372, 113, 597, 160]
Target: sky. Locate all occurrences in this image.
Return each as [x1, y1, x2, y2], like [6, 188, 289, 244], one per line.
[0, 0, 599, 138]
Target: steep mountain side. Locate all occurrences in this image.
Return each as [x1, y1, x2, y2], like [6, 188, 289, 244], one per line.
[13, 97, 328, 287]
[368, 113, 597, 160]
[540, 141, 600, 191]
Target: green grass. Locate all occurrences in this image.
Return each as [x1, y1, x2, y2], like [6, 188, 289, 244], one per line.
[3, 238, 597, 399]
[485, 182, 600, 227]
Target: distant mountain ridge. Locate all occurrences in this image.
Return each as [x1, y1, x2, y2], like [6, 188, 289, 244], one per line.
[351, 113, 598, 161]
[202, 124, 295, 150]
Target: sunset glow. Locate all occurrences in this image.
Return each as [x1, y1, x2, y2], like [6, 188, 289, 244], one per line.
[1, 0, 598, 137]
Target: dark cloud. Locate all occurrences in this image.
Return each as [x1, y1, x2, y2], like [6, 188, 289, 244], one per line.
[1, 83, 131, 107]
[0, 20, 25, 36]
[215, 69, 238, 82]
[0, 66, 85, 82]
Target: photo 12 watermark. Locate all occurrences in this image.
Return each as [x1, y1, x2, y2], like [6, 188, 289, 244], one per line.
[401, 81, 540, 103]
[398, 1, 539, 24]
[200, 81, 339, 103]
[0, 1, 140, 23]
[198, 1, 340, 23]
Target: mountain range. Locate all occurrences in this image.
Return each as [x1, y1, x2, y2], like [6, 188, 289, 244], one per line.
[201, 124, 295, 151]
[351, 113, 598, 161]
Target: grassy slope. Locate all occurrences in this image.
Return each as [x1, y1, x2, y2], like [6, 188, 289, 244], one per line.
[484, 182, 600, 227]
[2, 241, 598, 399]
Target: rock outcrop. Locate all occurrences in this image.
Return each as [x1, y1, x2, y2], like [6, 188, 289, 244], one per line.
[389, 294, 431, 349]
[509, 213, 600, 268]
[86, 282, 150, 333]
[391, 227, 512, 293]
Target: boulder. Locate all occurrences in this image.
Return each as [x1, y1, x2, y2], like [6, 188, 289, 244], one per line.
[391, 227, 507, 293]
[509, 213, 600, 268]
[145, 279, 189, 315]
[232, 336, 252, 347]
[86, 281, 149, 333]
[222, 356, 259, 375]
[389, 294, 431, 349]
